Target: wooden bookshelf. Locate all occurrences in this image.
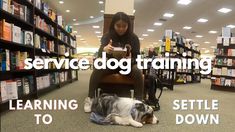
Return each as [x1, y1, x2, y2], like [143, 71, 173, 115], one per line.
[160, 32, 201, 88]
[0, 0, 78, 111]
[211, 32, 235, 92]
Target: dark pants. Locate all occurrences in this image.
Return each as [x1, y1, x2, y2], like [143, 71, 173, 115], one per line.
[145, 75, 157, 101]
[88, 65, 144, 100]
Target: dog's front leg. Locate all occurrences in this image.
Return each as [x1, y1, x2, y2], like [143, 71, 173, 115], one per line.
[128, 119, 143, 128]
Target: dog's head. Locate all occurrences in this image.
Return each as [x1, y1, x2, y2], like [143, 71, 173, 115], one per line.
[131, 103, 159, 124]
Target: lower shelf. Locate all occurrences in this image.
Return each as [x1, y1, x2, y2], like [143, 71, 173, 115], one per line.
[211, 85, 235, 92]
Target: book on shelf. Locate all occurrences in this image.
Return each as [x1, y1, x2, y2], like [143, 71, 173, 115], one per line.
[48, 9, 56, 21]
[231, 37, 235, 44]
[0, 48, 10, 71]
[227, 59, 232, 66]
[42, 2, 49, 15]
[221, 67, 227, 76]
[34, 0, 41, 10]
[0, 19, 12, 41]
[24, 31, 33, 46]
[223, 37, 230, 46]
[57, 15, 63, 27]
[12, 24, 21, 43]
[2, 0, 9, 12]
[225, 79, 231, 86]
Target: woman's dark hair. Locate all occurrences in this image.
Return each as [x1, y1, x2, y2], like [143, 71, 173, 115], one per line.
[109, 12, 132, 42]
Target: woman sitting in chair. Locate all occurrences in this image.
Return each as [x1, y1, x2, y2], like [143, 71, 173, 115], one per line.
[84, 12, 143, 111]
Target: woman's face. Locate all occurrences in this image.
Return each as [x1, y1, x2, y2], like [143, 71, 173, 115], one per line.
[114, 20, 128, 36]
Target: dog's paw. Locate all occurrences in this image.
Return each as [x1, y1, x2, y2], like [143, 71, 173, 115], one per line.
[84, 97, 92, 113]
[133, 122, 143, 128]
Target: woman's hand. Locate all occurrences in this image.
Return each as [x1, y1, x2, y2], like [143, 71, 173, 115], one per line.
[103, 39, 113, 54]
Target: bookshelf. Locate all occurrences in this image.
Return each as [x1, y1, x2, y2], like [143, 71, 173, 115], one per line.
[160, 30, 201, 89]
[0, 0, 78, 111]
[211, 31, 235, 92]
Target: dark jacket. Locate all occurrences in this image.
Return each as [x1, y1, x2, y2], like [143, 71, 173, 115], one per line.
[98, 33, 140, 64]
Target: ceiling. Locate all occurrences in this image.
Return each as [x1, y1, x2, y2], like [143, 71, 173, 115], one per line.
[47, 0, 235, 54]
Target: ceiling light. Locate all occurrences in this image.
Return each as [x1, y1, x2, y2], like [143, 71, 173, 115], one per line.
[100, 10, 104, 13]
[139, 38, 144, 40]
[76, 35, 81, 37]
[142, 34, 149, 37]
[177, 0, 192, 5]
[163, 13, 174, 18]
[93, 25, 100, 29]
[80, 38, 85, 41]
[154, 22, 163, 26]
[186, 39, 192, 41]
[194, 43, 200, 46]
[205, 50, 210, 53]
[175, 32, 180, 35]
[204, 41, 210, 44]
[59, 1, 64, 4]
[159, 40, 162, 42]
[227, 25, 235, 29]
[97, 35, 102, 38]
[66, 10, 70, 13]
[201, 48, 206, 50]
[133, 10, 136, 13]
[95, 31, 101, 34]
[183, 26, 192, 29]
[147, 29, 155, 32]
[197, 18, 208, 23]
[196, 35, 203, 38]
[90, 16, 94, 19]
[73, 19, 77, 21]
[210, 46, 216, 49]
[73, 31, 78, 34]
[99, 1, 104, 4]
[209, 30, 218, 34]
[218, 8, 232, 13]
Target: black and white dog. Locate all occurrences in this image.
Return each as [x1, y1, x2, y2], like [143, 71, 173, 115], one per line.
[84, 94, 159, 127]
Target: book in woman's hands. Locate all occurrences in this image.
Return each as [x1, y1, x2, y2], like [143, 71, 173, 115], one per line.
[111, 47, 127, 59]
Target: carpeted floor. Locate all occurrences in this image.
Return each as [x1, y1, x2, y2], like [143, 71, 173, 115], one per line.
[1, 70, 235, 132]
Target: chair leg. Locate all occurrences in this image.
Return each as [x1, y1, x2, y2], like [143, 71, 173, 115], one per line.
[130, 89, 134, 99]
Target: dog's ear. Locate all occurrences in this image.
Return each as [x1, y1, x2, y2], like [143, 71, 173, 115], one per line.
[135, 103, 145, 112]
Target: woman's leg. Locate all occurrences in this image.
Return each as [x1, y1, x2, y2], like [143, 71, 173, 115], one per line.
[129, 64, 144, 100]
[88, 69, 116, 98]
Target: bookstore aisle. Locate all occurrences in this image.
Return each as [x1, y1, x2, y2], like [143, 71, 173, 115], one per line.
[1, 70, 235, 132]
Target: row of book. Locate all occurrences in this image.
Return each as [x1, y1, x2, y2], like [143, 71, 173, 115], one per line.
[177, 69, 200, 74]
[60, 71, 69, 83]
[0, 49, 28, 71]
[217, 36, 235, 46]
[34, 15, 55, 36]
[35, 56, 57, 69]
[161, 46, 200, 58]
[58, 29, 69, 44]
[36, 72, 59, 90]
[212, 77, 235, 87]
[58, 45, 70, 56]
[214, 58, 235, 66]
[215, 49, 235, 56]
[34, 0, 56, 22]
[176, 74, 200, 83]
[35, 34, 55, 52]
[0, 19, 34, 46]
[212, 67, 235, 77]
[0, 76, 34, 103]
[1, 0, 31, 23]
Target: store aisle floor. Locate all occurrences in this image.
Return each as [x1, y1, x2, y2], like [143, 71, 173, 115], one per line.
[1, 70, 235, 132]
